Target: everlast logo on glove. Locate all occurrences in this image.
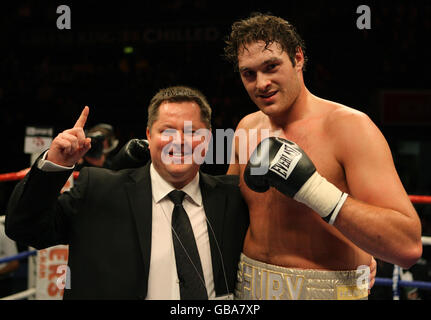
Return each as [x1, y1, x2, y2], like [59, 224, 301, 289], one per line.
[269, 140, 302, 180]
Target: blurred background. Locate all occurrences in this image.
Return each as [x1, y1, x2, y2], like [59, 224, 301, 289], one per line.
[0, 0, 430, 299]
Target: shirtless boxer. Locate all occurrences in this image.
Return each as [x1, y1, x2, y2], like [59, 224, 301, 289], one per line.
[224, 13, 422, 300]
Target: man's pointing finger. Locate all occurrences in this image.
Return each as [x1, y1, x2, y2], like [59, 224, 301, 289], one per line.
[74, 106, 89, 129]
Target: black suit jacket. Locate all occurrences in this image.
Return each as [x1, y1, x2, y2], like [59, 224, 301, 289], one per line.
[6, 161, 249, 299]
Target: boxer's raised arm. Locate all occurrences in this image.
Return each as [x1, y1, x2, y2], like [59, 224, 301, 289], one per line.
[46, 106, 92, 167]
[330, 110, 422, 268]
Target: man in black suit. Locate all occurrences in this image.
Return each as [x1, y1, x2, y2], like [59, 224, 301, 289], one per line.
[5, 86, 249, 299]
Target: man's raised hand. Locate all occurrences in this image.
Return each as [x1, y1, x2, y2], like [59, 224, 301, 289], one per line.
[46, 106, 92, 167]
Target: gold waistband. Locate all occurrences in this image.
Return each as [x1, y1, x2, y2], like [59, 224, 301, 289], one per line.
[235, 253, 369, 300]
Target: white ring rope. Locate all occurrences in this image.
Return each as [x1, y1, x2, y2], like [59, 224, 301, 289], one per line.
[0, 288, 36, 300]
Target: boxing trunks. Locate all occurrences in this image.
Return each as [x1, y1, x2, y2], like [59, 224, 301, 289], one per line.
[235, 253, 368, 300]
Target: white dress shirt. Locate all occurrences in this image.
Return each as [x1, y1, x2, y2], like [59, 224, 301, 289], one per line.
[37, 153, 215, 299]
[146, 164, 214, 299]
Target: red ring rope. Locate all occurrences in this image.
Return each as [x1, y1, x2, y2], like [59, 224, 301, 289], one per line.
[408, 195, 431, 204]
[0, 168, 30, 181]
[1, 168, 431, 204]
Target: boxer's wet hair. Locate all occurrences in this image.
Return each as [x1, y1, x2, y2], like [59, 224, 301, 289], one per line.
[147, 86, 212, 130]
[224, 12, 308, 71]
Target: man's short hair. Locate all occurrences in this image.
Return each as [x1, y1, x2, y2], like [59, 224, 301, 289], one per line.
[147, 86, 212, 130]
[224, 12, 308, 71]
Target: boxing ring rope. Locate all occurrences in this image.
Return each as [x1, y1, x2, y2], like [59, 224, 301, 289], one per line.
[0, 288, 37, 300]
[1, 169, 431, 299]
[0, 249, 37, 264]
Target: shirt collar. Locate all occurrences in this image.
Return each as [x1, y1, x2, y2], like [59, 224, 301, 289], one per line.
[150, 163, 202, 206]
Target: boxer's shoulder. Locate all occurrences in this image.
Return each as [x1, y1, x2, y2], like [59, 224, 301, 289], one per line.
[322, 102, 373, 134]
[320, 102, 384, 158]
[236, 111, 267, 130]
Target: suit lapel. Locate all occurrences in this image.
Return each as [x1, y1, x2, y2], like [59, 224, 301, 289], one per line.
[125, 162, 153, 290]
[200, 172, 227, 295]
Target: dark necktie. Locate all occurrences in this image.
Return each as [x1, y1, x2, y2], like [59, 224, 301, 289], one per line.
[168, 190, 208, 300]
